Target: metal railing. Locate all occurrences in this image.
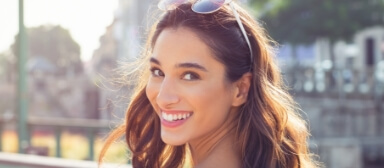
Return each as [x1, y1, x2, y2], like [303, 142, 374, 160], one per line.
[0, 117, 119, 161]
[0, 152, 131, 168]
[284, 66, 384, 96]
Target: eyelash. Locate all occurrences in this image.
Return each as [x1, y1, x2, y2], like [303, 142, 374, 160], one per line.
[149, 67, 200, 81]
[181, 71, 200, 80]
[150, 67, 164, 77]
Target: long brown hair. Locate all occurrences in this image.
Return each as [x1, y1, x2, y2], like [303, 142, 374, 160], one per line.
[99, 2, 319, 168]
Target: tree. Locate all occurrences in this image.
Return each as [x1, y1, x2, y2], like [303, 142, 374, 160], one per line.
[254, 0, 384, 44]
[248, 0, 286, 17]
[11, 25, 82, 75]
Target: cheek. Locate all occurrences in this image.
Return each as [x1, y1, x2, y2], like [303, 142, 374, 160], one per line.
[189, 83, 233, 110]
[146, 80, 158, 104]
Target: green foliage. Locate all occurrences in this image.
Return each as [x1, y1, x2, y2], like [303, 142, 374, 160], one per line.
[253, 0, 384, 44]
[11, 25, 82, 74]
[248, 0, 287, 16]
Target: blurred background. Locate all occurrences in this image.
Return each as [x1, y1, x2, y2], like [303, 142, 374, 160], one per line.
[0, 0, 383, 167]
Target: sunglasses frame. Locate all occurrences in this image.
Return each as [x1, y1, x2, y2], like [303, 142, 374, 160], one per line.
[158, 0, 254, 65]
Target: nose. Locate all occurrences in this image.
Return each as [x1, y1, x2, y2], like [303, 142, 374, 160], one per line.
[156, 78, 180, 108]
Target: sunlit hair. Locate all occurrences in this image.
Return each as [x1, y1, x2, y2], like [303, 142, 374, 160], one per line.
[99, 2, 319, 168]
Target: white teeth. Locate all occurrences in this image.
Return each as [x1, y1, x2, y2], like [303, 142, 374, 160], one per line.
[173, 114, 177, 121]
[161, 112, 192, 122]
[167, 114, 173, 121]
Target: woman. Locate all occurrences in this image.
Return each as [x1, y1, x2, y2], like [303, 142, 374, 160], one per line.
[100, 0, 319, 167]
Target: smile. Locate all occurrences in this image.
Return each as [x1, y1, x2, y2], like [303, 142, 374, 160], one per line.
[161, 111, 192, 122]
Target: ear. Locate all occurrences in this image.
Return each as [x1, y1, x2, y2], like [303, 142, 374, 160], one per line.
[232, 72, 252, 107]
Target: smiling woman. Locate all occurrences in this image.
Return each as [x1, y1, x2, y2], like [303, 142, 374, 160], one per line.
[99, 0, 320, 167]
[146, 27, 243, 151]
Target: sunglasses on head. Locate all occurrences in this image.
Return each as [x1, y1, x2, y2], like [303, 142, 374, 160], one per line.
[158, 0, 254, 64]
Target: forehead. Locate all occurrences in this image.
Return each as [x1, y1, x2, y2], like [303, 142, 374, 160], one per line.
[151, 27, 218, 65]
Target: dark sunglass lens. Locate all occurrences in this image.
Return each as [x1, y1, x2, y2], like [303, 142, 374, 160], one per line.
[192, 0, 226, 13]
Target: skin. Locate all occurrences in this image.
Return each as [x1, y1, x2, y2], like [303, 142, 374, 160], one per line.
[145, 27, 251, 167]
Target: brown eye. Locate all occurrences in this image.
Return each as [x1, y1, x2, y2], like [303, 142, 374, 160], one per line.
[150, 67, 164, 77]
[182, 72, 200, 80]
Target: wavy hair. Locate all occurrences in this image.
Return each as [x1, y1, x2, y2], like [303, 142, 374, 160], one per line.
[99, 2, 319, 168]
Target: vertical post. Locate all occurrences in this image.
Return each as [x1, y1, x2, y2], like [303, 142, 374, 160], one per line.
[87, 128, 95, 160]
[17, 0, 29, 154]
[55, 127, 62, 158]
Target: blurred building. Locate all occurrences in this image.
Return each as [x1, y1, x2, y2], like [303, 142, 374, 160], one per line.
[89, 0, 155, 120]
[114, 0, 155, 60]
[282, 26, 384, 168]
[0, 50, 16, 121]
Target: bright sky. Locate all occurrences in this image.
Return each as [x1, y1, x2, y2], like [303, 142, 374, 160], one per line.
[0, 0, 118, 62]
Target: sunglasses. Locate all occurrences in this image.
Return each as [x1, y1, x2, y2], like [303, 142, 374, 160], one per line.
[158, 0, 253, 64]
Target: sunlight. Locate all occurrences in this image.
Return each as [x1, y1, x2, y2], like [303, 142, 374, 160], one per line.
[0, 0, 118, 62]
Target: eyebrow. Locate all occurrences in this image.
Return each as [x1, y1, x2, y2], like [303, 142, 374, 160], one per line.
[150, 57, 208, 72]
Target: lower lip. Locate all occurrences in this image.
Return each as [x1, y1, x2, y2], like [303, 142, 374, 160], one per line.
[160, 116, 191, 128]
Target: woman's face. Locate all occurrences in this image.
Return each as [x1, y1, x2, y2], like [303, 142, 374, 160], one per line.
[146, 27, 239, 146]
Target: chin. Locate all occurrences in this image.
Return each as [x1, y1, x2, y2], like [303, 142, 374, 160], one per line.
[161, 134, 187, 146]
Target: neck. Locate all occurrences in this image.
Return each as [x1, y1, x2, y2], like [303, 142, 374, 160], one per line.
[188, 112, 241, 168]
